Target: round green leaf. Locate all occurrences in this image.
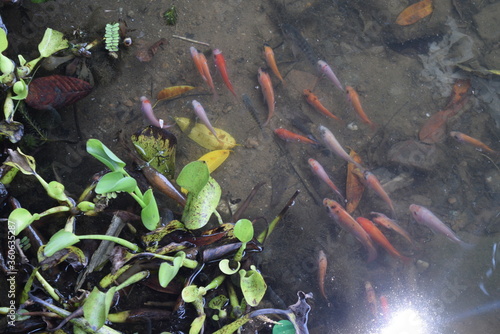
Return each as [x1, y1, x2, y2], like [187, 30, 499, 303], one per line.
[44, 230, 80, 257]
[182, 285, 201, 303]
[8, 208, 37, 236]
[234, 219, 254, 243]
[182, 177, 221, 230]
[176, 160, 209, 194]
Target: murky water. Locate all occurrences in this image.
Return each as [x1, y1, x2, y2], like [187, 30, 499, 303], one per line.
[1, 0, 500, 333]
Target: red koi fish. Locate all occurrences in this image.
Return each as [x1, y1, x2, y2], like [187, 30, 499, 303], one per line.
[258, 68, 275, 126]
[410, 204, 473, 248]
[318, 250, 328, 301]
[450, 131, 499, 155]
[190, 47, 217, 97]
[370, 212, 414, 246]
[274, 128, 316, 144]
[324, 198, 377, 262]
[346, 86, 377, 130]
[213, 49, 237, 97]
[357, 217, 411, 264]
[317, 60, 344, 91]
[303, 89, 342, 121]
[264, 44, 284, 84]
[308, 158, 345, 203]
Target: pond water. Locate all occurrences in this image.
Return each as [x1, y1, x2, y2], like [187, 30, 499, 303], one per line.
[1, 0, 500, 333]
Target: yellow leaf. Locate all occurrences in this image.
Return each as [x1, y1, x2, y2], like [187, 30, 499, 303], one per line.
[396, 0, 433, 26]
[197, 150, 231, 173]
[174, 117, 237, 150]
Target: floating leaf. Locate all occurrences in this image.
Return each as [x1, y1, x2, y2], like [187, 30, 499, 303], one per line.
[11, 78, 28, 100]
[157, 85, 195, 101]
[38, 28, 69, 58]
[182, 285, 201, 303]
[395, 0, 433, 26]
[87, 139, 126, 173]
[131, 126, 177, 179]
[0, 28, 7, 53]
[175, 117, 237, 150]
[38, 245, 87, 271]
[44, 230, 80, 257]
[273, 320, 295, 334]
[158, 252, 185, 288]
[219, 259, 240, 275]
[8, 208, 38, 236]
[83, 287, 109, 331]
[182, 177, 221, 230]
[197, 150, 231, 173]
[234, 219, 254, 243]
[176, 161, 209, 195]
[141, 188, 160, 230]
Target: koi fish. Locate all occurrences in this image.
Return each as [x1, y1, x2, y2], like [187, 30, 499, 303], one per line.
[264, 43, 284, 84]
[258, 68, 275, 126]
[409, 204, 473, 248]
[308, 158, 345, 203]
[370, 212, 414, 246]
[274, 128, 316, 144]
[357, 217, 411, 264]
[282, 23, 318, 66]
[140, 96, 172, 128]
[346, 86, 376, 130]
[190, 47, 217, 97]
[323, 198, 378, 262]
[450, 131, 498, 155]
[356, 169, 395, 214]
[318, 250, 328, 301]
[213, 49, 237, 97]
[346, 148, 365, 214]
[191, 100, 221, 142]
[318, 125, 363, 168]
[379, 295, 390, 321]
[365, 281, 378, 317]
[303, 89, 342, 121]
[317, 60, 344, 92]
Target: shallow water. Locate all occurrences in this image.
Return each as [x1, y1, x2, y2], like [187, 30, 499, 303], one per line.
[1, 0, 500, 333]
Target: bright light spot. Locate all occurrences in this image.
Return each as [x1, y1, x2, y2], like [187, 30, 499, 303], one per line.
[380, 309, 428, 334]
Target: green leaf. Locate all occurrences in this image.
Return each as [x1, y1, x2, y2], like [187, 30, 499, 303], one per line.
[0, 28, 7, 52]
[234, 219, 254, 243]
[182, 285, 201, 303]
[8, 208, 38, 236]
[158, 252, 185, 288]
[95, 171, 137, 194]
[182, 176, 221, 230]
[239, 265, 267, 307]
[208, 295, 228, 311]
[141, 188, 159, 230]
[38, 28, 69, 58]
[176, 161, 209, 195]
[86, 139, 126, 173]
[11, 79, 28, 100]
[189, 315, 206, 334]
[218, 259, 240, 275]
[0, 54, 14, 75]
[43, 230, 80, 257]
[272, 320, 296, 334]
[83, 287, 108, 331]
[77, 201, 95, 212]
[46, 181, 69, 202]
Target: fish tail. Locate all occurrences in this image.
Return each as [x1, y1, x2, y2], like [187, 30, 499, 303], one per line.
[459, 240, 475, 250]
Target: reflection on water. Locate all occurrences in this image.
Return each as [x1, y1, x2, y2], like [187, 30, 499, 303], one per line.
[2, 0, 500, 333]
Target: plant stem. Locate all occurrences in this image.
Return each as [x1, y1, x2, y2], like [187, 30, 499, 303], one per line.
[78, 235, 140, 252]
[35, 271, 60, 302]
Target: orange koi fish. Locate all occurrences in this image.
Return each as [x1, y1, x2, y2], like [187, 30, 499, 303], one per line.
[346, 86, 377, 130]
[258, 68, 275, 126]
[370, 212, 414, 246]
[264, 43, 284, 84]
[346, 149, 365, 214]
[324, 198, 377, 262]
[308, 158, 345, 203]
[190, 47, 217, 97]
[303, 89, 342, 121]
[365, 281, 378, 317]
[354, 169, 395, 214]
[450, 131, 498, 155]
[357, 217, 411, 264]
[410, 204, 473, 248]
[318, 250, 328, 301]
[274, 128, 316, 145]
[213, 49, 237, 97]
